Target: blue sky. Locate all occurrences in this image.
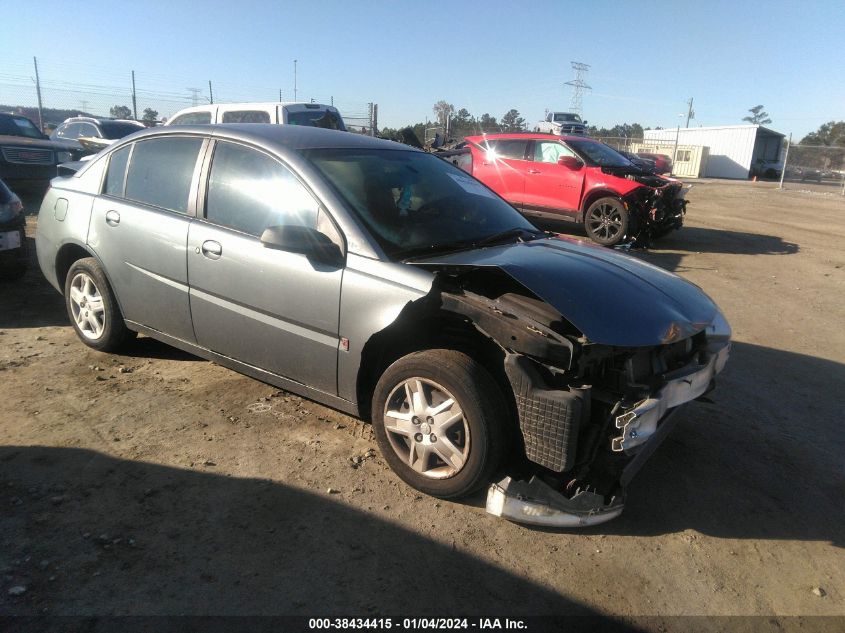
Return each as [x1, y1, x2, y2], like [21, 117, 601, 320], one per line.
[3, 0, 843, 139]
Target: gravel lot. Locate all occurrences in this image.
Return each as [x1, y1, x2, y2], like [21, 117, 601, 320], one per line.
[1, 180, 843, 623]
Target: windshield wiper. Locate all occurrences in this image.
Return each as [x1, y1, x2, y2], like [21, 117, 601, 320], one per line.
[475, 227, 544, 247]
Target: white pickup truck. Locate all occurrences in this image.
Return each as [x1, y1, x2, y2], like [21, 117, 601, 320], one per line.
[534, 112, 587, 136]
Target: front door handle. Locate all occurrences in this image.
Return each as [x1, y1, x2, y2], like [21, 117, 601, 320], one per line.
[200, 240, 222, 260]
[105, 210, 120, 226]
[527, 169, 541, 174]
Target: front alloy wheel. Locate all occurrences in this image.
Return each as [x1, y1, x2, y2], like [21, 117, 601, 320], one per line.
[585, 197, 629, 246]
[372, 349, 506, 499]
[383, 377, 470, 479]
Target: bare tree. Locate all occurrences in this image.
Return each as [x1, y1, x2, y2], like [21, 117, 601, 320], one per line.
[432, 100, 455, 129]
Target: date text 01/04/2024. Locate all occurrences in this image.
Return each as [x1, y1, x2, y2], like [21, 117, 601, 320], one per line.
[307, 618, 527, 630]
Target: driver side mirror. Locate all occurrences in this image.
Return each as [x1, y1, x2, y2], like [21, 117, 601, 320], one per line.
[558, 156, 583, 170]
[260, 224, 345, 267]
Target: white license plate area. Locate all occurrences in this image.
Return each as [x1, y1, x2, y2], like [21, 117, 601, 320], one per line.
[0, 230, 22, 251]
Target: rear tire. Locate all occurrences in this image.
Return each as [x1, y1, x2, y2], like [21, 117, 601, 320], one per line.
[64, 257, 134, 352]
[584, 197, 629, 246]
[371, 349, 507, 499]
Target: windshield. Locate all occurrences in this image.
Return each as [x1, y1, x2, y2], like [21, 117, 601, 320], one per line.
[305, 148, 540, 259]
[553, 113, 581, 123]
[286, 110, 346, 131]
[567, 139, 633, 168]
[99, 121, 145, 139]
[1, 116, 43, 139]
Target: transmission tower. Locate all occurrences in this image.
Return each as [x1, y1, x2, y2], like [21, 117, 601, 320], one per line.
[186, 87, 202, 107]
[564, 61, 591, 115]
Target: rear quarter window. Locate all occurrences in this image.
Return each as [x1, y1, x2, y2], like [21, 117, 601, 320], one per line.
[170, 112, 212, 125]
[124, 137, 203, 213]
[103, 145, 131, 197]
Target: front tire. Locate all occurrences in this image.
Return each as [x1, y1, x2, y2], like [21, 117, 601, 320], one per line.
[584, 197, 629, 246]
[371, 349, 507, 499]
[64, 257, 133, 352]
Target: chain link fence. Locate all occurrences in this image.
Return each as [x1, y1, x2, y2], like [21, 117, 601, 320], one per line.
[779, 142, 845, 193]
[0, 58, 377, 135]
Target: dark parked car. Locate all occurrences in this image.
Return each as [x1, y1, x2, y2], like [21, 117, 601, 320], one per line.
[635, 152, 673, 175]
[0, 178, 27, 280]
[51, 117, 146, 160]
[0, 113, 71, 191]
[619, 150, 658, 173]
[36, 125, 730, 526]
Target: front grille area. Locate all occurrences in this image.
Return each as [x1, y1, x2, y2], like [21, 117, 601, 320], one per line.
[2, 146, 55, 165]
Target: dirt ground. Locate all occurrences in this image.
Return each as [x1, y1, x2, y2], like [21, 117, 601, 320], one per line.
[1, 180, 843, 623]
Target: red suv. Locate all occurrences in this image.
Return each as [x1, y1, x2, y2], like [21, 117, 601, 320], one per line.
[460, 134, 687, 246]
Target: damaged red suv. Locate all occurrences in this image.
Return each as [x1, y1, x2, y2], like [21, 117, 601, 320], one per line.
[459, 133, 688, 246]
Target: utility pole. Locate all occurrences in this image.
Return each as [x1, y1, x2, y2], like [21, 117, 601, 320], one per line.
[208, 80, 214, 104]
[564, 61, 591, 116]
[685, 97, 695, 128]
[279, 89, 282, 102]
[32, 57, 44, 131]
[131, 71, 138, 119]
[80, 101, 89, 114]
[779, 133, 791, 190]
[293, 59, 298, 101]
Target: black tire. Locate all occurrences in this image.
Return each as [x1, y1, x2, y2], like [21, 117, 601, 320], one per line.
[0, 264, 27, 282]
[64, 257, 134, 352]
[584, 197, 629, 246]
[371, 349, 507, 499]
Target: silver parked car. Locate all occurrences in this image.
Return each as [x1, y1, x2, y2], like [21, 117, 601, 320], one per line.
[36, 125, 730, 525]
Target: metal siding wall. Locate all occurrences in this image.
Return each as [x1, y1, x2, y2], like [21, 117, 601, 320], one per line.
[643, 126, 759, 179]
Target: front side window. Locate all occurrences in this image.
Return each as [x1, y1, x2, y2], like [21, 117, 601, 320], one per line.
[533, 141, 576, 164]
[103, 145, 131, 197]
[124, 137, 202, 213]
[170, 112, 212, 125]
[567, 140, 631, 168]
[205, 141, 320, 236]
[221, 110, 271, 124]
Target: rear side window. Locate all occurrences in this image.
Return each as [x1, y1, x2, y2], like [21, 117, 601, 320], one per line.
[286, 110, 344, 130]
[486, 140, 528, 161]
[205, 141, 319, 236]
[125, 137, 202, 213]
[103, 145, 131, 197]
[170, 112, 212, 125]
[221, 110, 271, 123]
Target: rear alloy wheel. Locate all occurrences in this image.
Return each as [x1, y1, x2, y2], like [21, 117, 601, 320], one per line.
[64, 258, 133, 352]
[372, 349, 506, 499]
[584, 197, 629, 246]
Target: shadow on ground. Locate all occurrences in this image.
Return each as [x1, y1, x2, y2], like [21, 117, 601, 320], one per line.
[1, 446, 597, 617]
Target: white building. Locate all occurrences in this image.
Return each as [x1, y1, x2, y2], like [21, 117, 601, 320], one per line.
[642, 124, 785, 179]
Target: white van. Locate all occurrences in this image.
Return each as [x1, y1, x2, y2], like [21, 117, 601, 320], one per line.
[165, 102, 346, 131]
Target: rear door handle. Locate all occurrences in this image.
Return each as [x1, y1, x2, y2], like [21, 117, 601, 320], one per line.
[200, 240, 222, 260]
[527, 169, 541, 174]
[105, 210, 120, 226]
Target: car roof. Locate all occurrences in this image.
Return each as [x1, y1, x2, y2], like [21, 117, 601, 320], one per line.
[111, 124, 416, 153]
[464, 133, 595, 143]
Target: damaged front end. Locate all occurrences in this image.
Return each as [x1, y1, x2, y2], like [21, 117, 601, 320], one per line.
[610, 169, 690, 247]
[413, 240, 730, 526]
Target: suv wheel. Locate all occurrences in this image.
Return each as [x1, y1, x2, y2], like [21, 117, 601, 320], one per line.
[371, 349, 506, 499]
[584, 197, 629, 246]
[64, 258, 134, 351]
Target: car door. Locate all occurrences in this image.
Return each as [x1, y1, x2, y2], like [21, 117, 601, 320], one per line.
[87, 135, 206, 342]
[522, 140, 585, 217]
[187, 140, 343, 394]
[469, 139, 529, 206]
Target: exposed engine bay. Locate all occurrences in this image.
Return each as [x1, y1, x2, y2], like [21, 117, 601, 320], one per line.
[399, 246, 731, 526]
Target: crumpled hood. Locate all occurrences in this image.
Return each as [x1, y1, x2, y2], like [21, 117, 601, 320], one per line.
[413, 237, 721, 347]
